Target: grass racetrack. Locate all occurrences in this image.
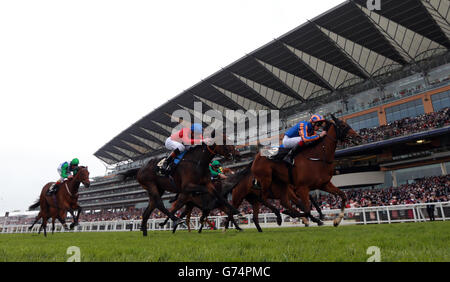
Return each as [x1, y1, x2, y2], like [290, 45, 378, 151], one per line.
[1, 221, 449, 262]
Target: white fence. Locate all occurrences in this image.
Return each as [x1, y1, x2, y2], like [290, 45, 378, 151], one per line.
[1, 202, 449, 234]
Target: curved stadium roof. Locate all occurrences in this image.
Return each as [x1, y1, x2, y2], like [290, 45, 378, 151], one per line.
[95, 0, 450, 165]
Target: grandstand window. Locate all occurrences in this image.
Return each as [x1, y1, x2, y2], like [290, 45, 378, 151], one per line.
[395, 164, 443, 185]
[385, 99, 424, 124]
[431, 91, 450, 112]
[346, 112, 379, 131]
[446, 162, 450, 174]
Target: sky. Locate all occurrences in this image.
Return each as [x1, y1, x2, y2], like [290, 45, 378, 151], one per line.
[0, 0, 344, 214]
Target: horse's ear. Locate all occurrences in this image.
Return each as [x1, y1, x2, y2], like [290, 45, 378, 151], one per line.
[330, 113, 338, 123]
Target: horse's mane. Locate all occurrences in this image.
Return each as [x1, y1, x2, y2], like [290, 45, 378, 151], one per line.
[222, 161, 253, 195]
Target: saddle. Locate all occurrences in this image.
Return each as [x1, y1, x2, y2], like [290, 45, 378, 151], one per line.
[261, 147, 291, 161]
[157, 150, 188, 176]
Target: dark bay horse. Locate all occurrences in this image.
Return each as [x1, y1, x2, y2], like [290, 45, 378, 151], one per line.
[137, 134, 241, 236]
[251, 115, 360, 226]
[28, 166, 90, 236]
[159, 173, 244, 233]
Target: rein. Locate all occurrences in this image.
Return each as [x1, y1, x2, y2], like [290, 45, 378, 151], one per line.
[307, 122, 337, 165]
[65, 182, 78, 198]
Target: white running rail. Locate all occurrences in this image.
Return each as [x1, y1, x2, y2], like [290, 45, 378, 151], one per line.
[1, 202, 449, 234]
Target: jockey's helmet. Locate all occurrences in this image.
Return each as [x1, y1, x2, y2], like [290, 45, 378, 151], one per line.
[211, 160, 221, 167]
[310, 114, 325, 124]
[190, 123, 203, 134]
[70, 158, 79, 166]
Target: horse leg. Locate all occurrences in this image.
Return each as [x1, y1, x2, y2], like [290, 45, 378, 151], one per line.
[322, 182, 347, 227]
[42, 217, 48, 237]
[278, 189, 306, 219]
[73, 205, 82, 228]
[51, 217, 56, 235]
[185, 206, 193, 232]
[159, 199, 186, 227]
[205, 182, 240, 216]
[249, 199, 262, 232]
[252, 195, 282, 226]
[57, 216, 68, 231]
[141, 197, 157, 237]
[198, 210, 210, 234]
[29, 214, 42, 231]
[310, 194, 324, 221]
[290, 189, 323, 226]
[147, 183, 183, 230]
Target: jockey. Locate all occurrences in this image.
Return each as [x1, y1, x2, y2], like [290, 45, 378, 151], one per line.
[47, 158, 79, 195]
[209, 160, 227, 180]
[158, 123, 204, 174]
[282, 114, 327, 164]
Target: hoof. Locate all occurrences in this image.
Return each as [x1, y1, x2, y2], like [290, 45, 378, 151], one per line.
[276, 216, 282, 226]
[317, 220, 324, 226]
[333, 219, 341, 227]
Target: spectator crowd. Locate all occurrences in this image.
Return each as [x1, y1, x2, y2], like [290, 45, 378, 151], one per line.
[338, 107, 450, 149]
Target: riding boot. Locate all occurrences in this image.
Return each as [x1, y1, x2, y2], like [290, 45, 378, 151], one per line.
[159, 149, 180, 175]
[47, 183, 59, 195]
[283, 144, 302, 165]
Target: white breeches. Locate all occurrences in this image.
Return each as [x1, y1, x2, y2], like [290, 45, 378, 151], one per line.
[165, 137, 188, 152]
[282, 135, 303, 149]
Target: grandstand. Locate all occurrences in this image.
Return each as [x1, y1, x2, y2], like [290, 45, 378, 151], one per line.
[76, 0, 449, 219]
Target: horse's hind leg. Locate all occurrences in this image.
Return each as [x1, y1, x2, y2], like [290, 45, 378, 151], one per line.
[51, 218, 56, 235]
[291, 189, 323, 226]
[322, 182, 347, 227]
[250, 200, 262, 232]
[57, 216, 68, 231]
[310, 194, 324, 220]
[29, 214, 42, 231]
[42, 218, 48, 237]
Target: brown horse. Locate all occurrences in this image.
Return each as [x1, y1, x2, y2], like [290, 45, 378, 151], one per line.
[222, 162, 323, 232]
[159, 174, 244, 233]
[137, 133, 241, 236]
[28, 166, 90, 236]
[251, 115, 360, 226]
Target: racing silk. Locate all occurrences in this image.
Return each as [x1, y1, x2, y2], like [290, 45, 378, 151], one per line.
[170, 128, 203, 145]
[209, 164, 223, 177]
[285, 121, 320, 142]
[58, 162, 71, 178]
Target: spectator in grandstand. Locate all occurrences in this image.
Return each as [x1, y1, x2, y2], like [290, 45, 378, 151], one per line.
[338, 108, 450, 150]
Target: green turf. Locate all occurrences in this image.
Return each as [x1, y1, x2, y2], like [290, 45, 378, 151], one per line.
[1, 221, 449, 262]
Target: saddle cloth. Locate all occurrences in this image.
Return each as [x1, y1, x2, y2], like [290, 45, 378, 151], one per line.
[260, 147, 291, 161]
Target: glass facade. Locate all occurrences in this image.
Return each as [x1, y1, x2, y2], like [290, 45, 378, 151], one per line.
[347, 111, 379, 131]
[446, 162, 450, 175]
[395, 164, 443, 185]
[385, 99, 424, 124]
[431, 91, 450, 112]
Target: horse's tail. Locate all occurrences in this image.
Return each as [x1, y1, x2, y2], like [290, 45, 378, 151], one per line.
[29, 198, 40, 210]
[222, 161, 253, 196]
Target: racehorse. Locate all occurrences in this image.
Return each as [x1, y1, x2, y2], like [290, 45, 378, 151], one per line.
[222, 162, 324, 232]
[159, 173, 244, 233]
[251, 114, 360, 227]
[28, 166, 90, 236]
[137, 132, 241, 236]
